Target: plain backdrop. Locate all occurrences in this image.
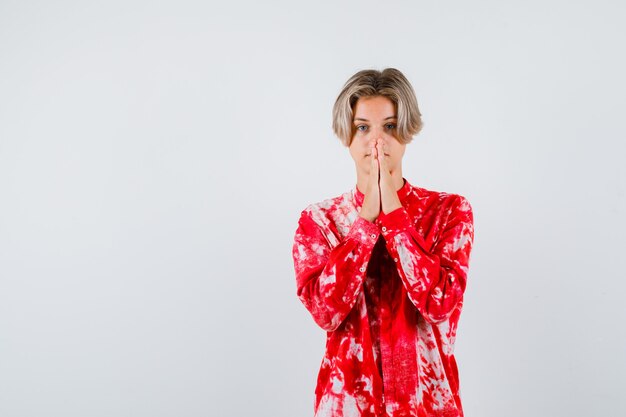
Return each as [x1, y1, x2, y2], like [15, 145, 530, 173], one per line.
[1, 1, 625, 416]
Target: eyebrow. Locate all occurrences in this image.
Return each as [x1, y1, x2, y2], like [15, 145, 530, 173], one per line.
[353, 116, 397, 122]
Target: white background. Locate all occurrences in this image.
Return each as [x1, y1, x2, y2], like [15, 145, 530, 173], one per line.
[1, 1, 625, 416]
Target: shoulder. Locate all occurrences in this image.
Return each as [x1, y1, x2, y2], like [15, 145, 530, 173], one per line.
[407, 182, 472, 214]
[297, 189, 354, 228]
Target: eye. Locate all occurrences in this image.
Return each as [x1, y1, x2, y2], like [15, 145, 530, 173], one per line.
[355, 125, 367, 132]
[385, 123, 396, 130]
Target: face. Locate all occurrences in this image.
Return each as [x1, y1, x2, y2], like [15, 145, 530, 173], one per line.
[348, 95, 406, 176]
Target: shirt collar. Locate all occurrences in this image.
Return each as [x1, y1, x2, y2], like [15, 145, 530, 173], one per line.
[353, 177, 412, 208]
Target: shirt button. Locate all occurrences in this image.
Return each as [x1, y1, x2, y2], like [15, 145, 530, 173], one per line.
[394, 258, 398, 262]
[382, 226, 387, 232]
[359, 266, 366, 272]
[370, 233, 376, 239]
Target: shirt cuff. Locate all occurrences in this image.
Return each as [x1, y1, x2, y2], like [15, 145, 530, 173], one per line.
[376, 206, 413, 240]
[377, 206, 432, 253]
[347, 215, 381, 245]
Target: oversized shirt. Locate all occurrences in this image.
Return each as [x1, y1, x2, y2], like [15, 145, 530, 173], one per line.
[292, 177, 475, 417]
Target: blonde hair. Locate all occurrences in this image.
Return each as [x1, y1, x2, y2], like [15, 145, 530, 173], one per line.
[332, 68, 423, 147]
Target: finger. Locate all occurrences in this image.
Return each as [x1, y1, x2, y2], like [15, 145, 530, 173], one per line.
[377, 142, 388, 171]
[371, 145, 379, 170]
[372, 160, 379, 187]
[366, 147, 375, 189]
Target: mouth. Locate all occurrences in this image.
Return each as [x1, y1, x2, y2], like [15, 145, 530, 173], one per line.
[365, 153, 389, 157]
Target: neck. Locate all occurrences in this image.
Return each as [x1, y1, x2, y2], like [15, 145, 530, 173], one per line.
[356, 167, 404, 195]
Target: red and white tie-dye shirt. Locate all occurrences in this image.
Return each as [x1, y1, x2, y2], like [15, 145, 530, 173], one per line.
[292, 177, 475, 417]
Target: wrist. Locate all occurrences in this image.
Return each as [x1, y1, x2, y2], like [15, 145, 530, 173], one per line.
[382, 203, 402, 215]
[359, 211, 376, 223]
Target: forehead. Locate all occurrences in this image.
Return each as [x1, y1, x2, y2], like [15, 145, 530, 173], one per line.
[353, 96, 396, 120]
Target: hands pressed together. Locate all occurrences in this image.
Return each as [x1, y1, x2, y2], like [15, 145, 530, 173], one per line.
[359, 139, 403, 223]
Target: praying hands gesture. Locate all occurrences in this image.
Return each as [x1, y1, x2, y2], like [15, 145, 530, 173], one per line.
[359, 139, 403, 223]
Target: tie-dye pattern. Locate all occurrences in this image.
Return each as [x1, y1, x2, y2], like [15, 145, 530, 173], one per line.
[292, 178, 474, 417]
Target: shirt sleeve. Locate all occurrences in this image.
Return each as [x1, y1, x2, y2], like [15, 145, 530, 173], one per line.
[292, 209, 380, 332]
[377, 195, 475, 324]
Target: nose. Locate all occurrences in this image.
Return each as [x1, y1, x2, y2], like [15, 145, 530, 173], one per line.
[370, 127, 392, 142]
[367, 138, 390, 157]
[369, 137, 387, 147]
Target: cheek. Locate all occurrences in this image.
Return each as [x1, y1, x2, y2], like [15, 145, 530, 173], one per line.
[391, 146, 405, 162]
[348, 146, 361, 162]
